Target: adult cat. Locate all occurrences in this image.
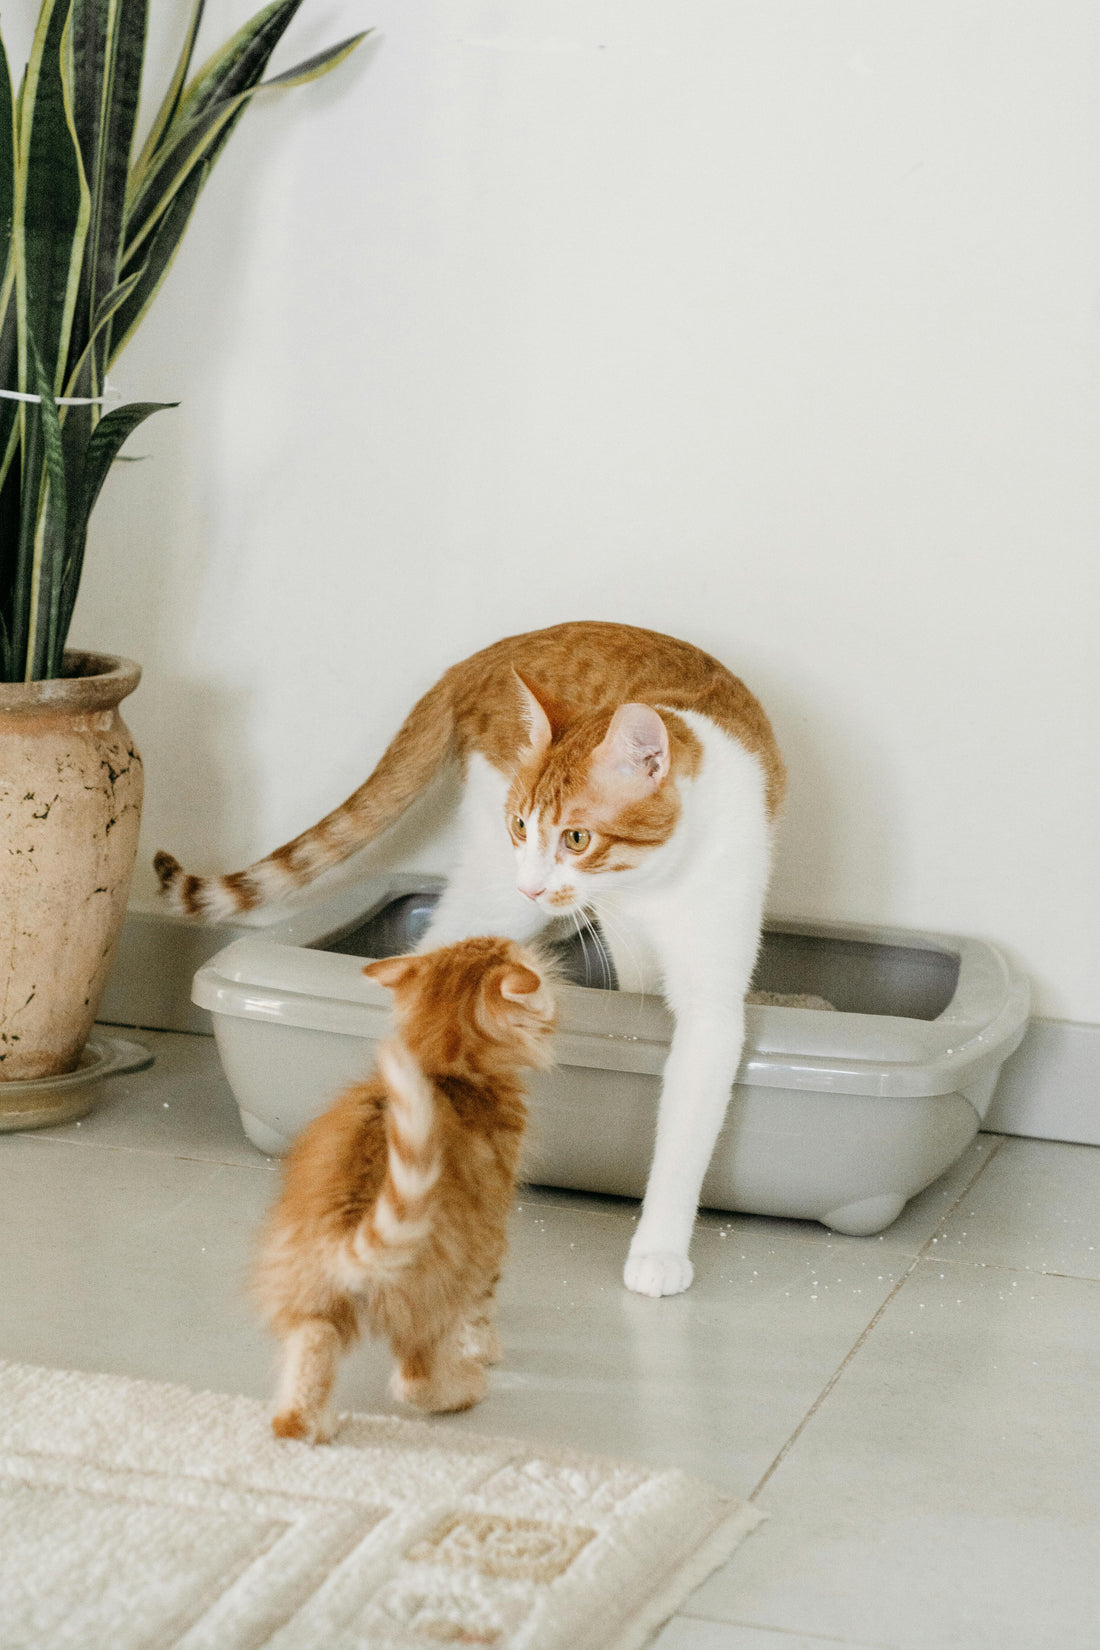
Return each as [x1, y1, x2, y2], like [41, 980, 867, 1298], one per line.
[156, 621, 785, 1296]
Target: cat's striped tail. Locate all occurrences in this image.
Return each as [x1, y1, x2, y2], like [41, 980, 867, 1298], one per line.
[353, 1040, 442, 1273]
[154, 676, 455, 920]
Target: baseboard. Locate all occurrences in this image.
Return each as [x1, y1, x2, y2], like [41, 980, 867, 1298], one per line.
[99, 911, 1100, 1147]
[97, 909, 252, 1036]
[982, 1017, 1100, 1147]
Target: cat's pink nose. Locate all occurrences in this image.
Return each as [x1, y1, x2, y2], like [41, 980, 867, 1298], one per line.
[519, 884, 545, 902]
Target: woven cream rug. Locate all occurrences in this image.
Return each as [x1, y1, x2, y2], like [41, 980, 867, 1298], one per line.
[0, 1360, 761, 1650]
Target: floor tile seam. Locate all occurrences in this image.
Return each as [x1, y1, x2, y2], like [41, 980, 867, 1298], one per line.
[741, 1135, 1035, 1499]
[715, 1141, 1014, 1496]
[913, 1252, 1100, 1285]
[6, 1131, 274, 1174]
[746, 1249, 923, 1503]
[675, 1609, 897, 1648]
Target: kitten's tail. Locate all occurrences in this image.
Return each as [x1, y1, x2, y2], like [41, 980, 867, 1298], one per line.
[154, 676, 455, 921]
[354, 1040, 442, 1272]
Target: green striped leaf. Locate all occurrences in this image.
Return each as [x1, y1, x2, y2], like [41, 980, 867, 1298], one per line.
[0, 300, 18, 496]
[8, 406, 42, 669]
[130, 0, 205, 186]
[0, 33, 13, 308]
[27, 332, 69, 677]
[0, 37, 17, 502]
[173, 0, 303, 128]
[0, 429, 19, 679]
[62, 264, 142, 398]
[15, 0, 90, 398]
[262, 30, 370, 90]
[69, 0, 148, 396]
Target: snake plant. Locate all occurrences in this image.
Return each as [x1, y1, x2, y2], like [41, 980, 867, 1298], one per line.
[0, 0, 367, 682]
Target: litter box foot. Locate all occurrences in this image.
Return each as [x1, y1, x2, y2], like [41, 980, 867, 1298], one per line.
[823, 1194, 906, 1236]
[239, 1108, 291, 1158]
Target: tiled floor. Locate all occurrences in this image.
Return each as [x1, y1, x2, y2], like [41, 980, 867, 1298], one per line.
[1, 1027, 1097, 1649]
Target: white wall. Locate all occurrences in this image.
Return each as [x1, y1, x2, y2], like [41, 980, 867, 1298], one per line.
[63, 0, 1098, 1023]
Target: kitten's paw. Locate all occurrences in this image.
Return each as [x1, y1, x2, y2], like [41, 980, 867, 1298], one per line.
[271, 1407, 334, 1445]
[391, 1358, 488, 1414]
[623, 1251, 694, 1297]
[459, 1318, 502, 1365]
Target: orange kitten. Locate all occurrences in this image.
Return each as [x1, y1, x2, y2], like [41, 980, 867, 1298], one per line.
[254, 936, 555, 1440]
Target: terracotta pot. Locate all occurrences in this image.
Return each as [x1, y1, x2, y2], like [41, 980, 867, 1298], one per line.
[0, 652, 144, 1096]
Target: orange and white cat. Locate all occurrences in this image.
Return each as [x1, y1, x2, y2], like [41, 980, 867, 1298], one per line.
[158, 621, 785, 1297]
[254, 936, 555, 1438]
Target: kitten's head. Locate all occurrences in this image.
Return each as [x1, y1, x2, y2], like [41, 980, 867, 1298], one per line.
[363, 936, 557, 1077]
[503, 673, 690, 917]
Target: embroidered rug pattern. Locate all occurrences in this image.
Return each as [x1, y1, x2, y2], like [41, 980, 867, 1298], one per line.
[0, 1360, 761, 1650]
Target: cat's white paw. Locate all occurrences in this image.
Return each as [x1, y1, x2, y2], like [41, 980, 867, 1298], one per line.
[623, 1251, 694, 1297]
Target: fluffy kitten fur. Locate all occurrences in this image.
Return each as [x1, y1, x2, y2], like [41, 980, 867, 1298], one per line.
[159, 622, 784, 1298]
[254, 936, 555, 1439]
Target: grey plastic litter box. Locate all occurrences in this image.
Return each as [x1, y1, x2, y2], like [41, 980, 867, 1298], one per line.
[192, 875, 1029, 1236]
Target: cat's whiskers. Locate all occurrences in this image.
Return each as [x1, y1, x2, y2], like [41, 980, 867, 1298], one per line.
[583, 903, 653, 1028]
[572, 907, 614, 992]
[573, 904, 616, 990]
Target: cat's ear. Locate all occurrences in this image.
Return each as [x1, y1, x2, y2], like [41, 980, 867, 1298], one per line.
[511, 669, 554, 757]
[499, 963, 542, 1002]
[363, 956, 419, 990]
[591, 704, 670, 791]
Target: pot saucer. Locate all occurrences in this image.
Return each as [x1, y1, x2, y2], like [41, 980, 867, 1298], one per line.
[0, 1037, 153, 1131]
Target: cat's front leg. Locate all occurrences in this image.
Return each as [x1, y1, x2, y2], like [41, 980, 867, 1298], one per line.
[624, 997, 745, 1296]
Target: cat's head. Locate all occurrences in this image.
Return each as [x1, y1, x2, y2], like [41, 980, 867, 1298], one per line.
[503, 674, 692, 917]
[363, 936, 557, 1076]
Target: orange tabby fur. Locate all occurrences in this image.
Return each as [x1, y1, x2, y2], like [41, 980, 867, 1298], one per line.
[155, 621, 783, 918]
[253, 937, 555, 1439]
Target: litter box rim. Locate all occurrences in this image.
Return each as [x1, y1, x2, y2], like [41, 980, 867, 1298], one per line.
[191, 876, 1029, 1102]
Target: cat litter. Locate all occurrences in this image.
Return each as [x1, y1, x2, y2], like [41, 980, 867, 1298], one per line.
[192, 874, 1028, 1236]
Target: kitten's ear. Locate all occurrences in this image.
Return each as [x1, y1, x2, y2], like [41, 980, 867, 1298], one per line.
[511, 669, 554, 757]
[363, 956, 419, 990]
[499, 964, 542, 1002]
[591, 704, 670, 790]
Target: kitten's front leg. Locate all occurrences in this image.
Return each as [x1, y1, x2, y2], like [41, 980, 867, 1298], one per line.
[271, 1316, 344, 1442]
[390, 1330, 488, 1413]
[458, 1276, 503, 1365]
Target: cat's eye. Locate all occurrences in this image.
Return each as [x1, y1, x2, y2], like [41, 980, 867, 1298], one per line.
[512, 816, 527, 841]
[562, 828, 591, 854]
